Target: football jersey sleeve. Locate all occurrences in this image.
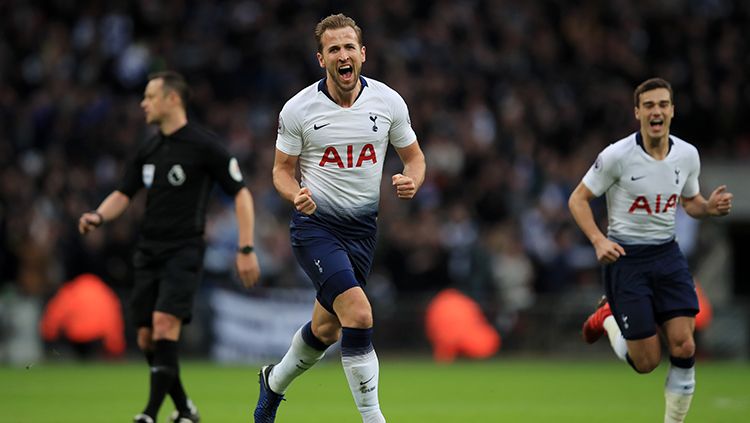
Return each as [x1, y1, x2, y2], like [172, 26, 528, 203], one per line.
[582, 145, 621, 197]
[387, 91, 417, 148]
[275, 103, 304, 156]
[681, 148, 700, 198]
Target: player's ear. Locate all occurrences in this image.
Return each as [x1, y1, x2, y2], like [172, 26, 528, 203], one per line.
[634, 106, 640, 120]
[361, 45, 366, 63]
[317, 51, 325, 68]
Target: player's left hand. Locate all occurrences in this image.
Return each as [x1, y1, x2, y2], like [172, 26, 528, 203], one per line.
[236, 252, 261, 288]
[392, 173, 417, 199]
[708, 185, 733, 216]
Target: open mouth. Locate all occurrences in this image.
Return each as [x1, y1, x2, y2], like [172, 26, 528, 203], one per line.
[338, 64, 353, 80]
[649, 118, 664, 131]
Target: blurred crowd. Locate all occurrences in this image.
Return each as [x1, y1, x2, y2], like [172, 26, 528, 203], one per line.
[1, 0, 749, 333]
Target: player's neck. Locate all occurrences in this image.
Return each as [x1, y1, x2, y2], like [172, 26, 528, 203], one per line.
[159, 112, 188, 136]
[640, 131, 670, 160]
[327, 79, 361, 108]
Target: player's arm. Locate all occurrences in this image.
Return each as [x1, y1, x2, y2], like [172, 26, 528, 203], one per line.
[272, 148, 316, 214]
[681, 185, 733, 218]
[393, 141, 426, 199]
[568, 182, 625, 264]
[78, 191, 131, 234]
[234, 187, 261, 288]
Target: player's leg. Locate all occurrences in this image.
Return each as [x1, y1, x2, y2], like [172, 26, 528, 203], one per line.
[661, 316, 696, 423]
[267, 302, 336, 395]
[332, 280, 385, 423]
[255, 301, 337, 421]
[654, 241, 700, 423]
[255, 228, 343, 422]
[584, 261, 664, 374]
[583, 297, 661, 371]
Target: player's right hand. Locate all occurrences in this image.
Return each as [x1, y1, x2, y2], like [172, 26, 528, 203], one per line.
[78, 211, 103, 235]
[593, 237, 626, 264]
[294, 187, 317, 215]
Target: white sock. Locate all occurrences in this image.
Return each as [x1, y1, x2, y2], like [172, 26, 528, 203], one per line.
[603, 315, 628, 361]
[342, 349, 385, 423]
[664, 364, 695, 423]
[269, 327, 326, 394]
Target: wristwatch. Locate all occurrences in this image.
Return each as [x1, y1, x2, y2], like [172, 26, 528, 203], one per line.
[237, 245, 255, 255]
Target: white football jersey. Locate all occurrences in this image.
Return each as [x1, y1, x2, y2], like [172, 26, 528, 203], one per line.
[582, 132, 700, 244]
[276, 76, 417, 234]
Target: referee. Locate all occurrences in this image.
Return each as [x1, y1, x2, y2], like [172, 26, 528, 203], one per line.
[79, 71, 261, 423]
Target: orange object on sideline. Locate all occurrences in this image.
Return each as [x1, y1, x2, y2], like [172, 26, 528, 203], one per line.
[425, 288, 501, 362]
[694, 280, 712, 331]
[40, 273, 126, 356]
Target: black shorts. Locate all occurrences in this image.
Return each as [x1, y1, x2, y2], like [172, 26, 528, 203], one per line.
[130, 237, 205, 328]
[603, 240, 698, 340]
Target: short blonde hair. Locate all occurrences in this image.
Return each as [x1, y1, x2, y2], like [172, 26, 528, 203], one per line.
[314, 13, 363, 52]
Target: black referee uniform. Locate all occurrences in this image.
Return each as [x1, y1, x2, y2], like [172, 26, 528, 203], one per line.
[118, 122, 245, 327]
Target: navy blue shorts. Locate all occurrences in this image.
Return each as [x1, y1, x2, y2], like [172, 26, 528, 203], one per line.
[603, 240, 698, 340]
[290, 223, 376, 314]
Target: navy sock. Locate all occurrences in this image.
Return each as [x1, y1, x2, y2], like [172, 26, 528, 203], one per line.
[144, 340, 179, 417]
[301, 321, 329, 351]
[341, 327, 374, 357]
[670, 355, 695, 369]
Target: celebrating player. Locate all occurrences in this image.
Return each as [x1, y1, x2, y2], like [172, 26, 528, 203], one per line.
[253, 13, 426, 423]
[568, 77, 733, 423]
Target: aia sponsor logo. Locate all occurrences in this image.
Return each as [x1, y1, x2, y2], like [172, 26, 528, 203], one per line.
[628, 194, 678, 214]
[319, 144, 377, 168]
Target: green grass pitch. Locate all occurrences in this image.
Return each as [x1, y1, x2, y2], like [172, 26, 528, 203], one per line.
[1, 358, 747, 422]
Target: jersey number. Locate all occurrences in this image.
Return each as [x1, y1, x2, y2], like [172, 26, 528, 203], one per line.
[628, 194, 678, 214]
[319, 144, 377, 168]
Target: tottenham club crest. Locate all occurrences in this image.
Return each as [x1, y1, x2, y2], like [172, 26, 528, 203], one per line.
[167, 164, 186, 186]
[142, 164, 155, 188]
[369, 114, 378, 132]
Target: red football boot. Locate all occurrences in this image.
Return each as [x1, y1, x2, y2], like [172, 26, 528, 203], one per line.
[582, 296, 612, 344]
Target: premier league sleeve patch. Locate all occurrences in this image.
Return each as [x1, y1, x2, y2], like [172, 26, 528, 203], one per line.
[142, 164, 155, 188]
[593, 155, 603, 172]
[229, 157, 243, 182]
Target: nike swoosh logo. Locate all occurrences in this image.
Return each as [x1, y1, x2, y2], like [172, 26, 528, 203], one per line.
[313, 123, 330, 130]
[359, 375, 376, 385]
[630, 175, 646, 181]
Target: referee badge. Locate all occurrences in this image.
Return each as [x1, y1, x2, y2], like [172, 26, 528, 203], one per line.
[168, 164, 186, 186]
[142, 164, 155, 188]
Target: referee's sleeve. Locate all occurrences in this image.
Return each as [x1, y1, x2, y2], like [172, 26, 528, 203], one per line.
[206, 142, 245, 197]
[117, 152, 143, 198]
